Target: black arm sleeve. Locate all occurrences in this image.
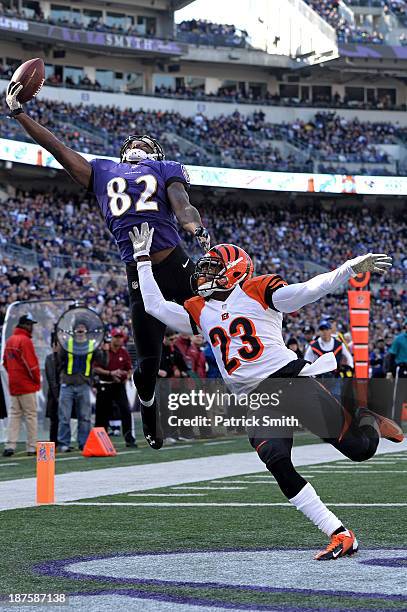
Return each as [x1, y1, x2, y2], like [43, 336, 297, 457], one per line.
[264, 275, 287, 311]
[188, 314, 200, 335]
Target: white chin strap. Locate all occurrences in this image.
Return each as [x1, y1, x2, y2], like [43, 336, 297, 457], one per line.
[124, 148, 157, 162]
[197, 271, 249, 297]
[197, 281, 231, 297]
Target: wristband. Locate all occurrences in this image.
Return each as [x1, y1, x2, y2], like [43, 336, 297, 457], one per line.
[8, 108, 24, 118]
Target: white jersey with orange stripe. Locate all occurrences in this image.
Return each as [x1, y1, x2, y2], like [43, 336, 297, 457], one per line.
[136, 259, 357, 394]
[184, 275, 297, 394]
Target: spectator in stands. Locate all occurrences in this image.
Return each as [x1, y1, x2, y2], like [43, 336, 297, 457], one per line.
[303, 0, 385, 43]
[385, 318, 407, 422]
[203, 342, 221, 378]
[177, 19, 248, 47]
[2, 314, 40, 457]
[93, 329, 136, 446]
[304, 321, 354, 377]
[387, 318, 407, 378]
[56, 319, 97, 452]
[190, 335, 207, 378]
[45, 333, 61, 444]
[370, 337, 386, 378]
[302, 325, 315, 351]
[286, 337, 304, 359]
[159, 330, 188, 380]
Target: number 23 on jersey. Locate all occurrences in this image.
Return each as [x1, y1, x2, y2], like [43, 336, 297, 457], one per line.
[209, 316, 264, 375]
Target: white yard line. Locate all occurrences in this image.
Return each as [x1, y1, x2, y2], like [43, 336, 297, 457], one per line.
[204, 440, 235, 446]
[304, 464, 373, 469]
[128, 493, 207, 497]
[60, 502, 407, 508]
[0, 438, 405, 512]
[286, 469, 407, 474]
[56, 450, 142, 462]
[209, 479, 270, 484]
[160, 445, 193, 451]
[171, 486, 247, 490]
[0, 463, 19, 468]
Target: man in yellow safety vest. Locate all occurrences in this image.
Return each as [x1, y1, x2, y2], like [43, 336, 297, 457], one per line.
[57, 321, 97, 452]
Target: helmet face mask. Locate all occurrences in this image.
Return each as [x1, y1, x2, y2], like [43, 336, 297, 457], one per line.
[120, 135, 165, 163]
[191, 256, 228, 297]
[191, 245, 254, 298]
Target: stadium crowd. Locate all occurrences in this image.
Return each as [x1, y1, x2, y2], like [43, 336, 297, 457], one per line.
[0, 192, 405, 356]
[303, 0, 385, 43]
[305, 0, 386, 45]
[0, 2, 157, 38]
[384, 0, 407, 27]
[1, 97, 402, 173]
[176, 19, 249, 47]
[1, 62, 400, 112]
[153, 84, 402, 111]
[0, 4, 248, 47]
[0, 61, 404, 112]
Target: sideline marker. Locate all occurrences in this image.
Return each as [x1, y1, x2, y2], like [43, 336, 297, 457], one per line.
[82, 427, 117, 457]
[36, 442, 55, 505]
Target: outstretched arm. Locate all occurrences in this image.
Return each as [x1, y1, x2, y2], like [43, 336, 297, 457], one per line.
[129, 223, 193, 334]
[167, 182, 210, 252]
[272, 254, 392, 313]
[6, 82, 92, 188]
[138, 260, 194, 334]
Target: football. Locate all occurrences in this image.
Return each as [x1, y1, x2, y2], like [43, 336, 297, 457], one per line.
[11, 57, 45, 103]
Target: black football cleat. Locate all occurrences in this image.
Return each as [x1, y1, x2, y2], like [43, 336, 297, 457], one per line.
[140, 399, 163, 450]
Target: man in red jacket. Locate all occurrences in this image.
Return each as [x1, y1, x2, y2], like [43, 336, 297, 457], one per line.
[2, 314, 41, 457]
[175, 333, 207, 378]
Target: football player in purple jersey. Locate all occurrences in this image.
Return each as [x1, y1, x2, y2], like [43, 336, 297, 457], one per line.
[6, 84, 210, 450]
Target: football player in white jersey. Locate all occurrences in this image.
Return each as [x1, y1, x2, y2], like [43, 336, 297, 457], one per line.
[130, 222, 403, 561]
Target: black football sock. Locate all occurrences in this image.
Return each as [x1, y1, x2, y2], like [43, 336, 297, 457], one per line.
[332, 525, 347, 535]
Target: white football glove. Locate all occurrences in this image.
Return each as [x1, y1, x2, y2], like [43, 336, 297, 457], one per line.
[348, 253, 392, 275]
[129, 222, 154, 260]
[6, 81, 23, 113]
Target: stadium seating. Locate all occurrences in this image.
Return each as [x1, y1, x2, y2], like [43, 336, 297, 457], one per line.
[0, 5, 248, 47]
[1, 98, 404, 174]
[176, 19, 249, 47]
[303, 0, 385, 43]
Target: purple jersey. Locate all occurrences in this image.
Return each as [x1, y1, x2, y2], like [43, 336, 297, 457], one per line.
[90, 158, 190, 263]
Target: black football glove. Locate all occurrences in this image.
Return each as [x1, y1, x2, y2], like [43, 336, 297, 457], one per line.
[195, 226, 211, 253]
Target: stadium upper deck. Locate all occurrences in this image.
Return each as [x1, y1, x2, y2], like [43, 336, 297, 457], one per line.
[2, 0, 407, 178]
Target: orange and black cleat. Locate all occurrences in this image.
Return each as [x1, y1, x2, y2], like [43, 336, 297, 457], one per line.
[372, 411, 404, 443]
[361, 408, 404, 443]
[314, 530, 358, 561]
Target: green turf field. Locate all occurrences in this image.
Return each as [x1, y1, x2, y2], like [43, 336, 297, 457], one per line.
[0, 435, 406, 611]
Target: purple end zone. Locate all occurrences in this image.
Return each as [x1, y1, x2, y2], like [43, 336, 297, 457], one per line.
[33, 546, 407, 604]
[360, 557, 407, 568]
[39, 587, 404, 612]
